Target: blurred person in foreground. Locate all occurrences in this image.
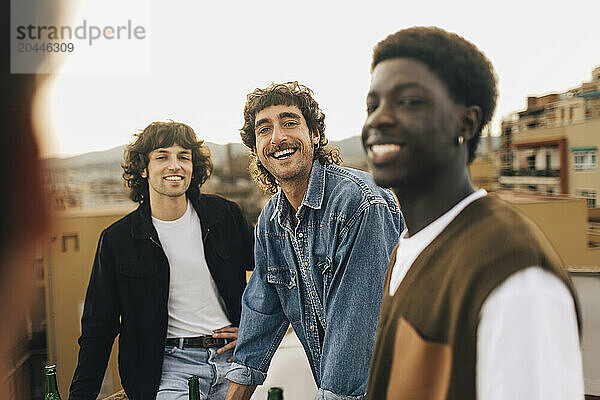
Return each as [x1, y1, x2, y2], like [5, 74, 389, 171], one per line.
[362, 26, 583, 399]
[0, 91, 48, 399]
[69, 122, 254, 399]
[0, 4, 50, 399]
[225, 82, 403, 399]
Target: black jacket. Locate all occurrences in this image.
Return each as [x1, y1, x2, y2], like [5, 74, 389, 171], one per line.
[69, 194, 254, 400]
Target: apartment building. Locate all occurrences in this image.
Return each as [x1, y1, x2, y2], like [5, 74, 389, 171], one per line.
[499, 66, 600, 208]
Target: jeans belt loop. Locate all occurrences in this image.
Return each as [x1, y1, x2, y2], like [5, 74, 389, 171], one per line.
[179, 338, 184, 349]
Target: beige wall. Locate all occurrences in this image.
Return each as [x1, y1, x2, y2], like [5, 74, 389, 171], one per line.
[554, 97, 586, 125]
[503, 197, 600, 266]
[45, 206, 134, 397]
[511, 124, 567, 144]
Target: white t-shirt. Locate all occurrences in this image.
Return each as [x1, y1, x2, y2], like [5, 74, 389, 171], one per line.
[152, 200, 231, 338]
[390, 190, 584, 399]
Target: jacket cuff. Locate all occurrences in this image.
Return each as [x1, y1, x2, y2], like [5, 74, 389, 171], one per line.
[316, 388, 366, 400]
[225, 362, 267, 386]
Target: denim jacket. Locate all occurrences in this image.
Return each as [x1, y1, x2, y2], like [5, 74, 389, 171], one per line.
[226, 160, 403, 399]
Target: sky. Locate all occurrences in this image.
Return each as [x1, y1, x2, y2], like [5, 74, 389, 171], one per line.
[31, 0, 600, 158]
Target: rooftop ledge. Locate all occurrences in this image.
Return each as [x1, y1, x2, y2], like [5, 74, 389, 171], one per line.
[566, 265, 600, 274]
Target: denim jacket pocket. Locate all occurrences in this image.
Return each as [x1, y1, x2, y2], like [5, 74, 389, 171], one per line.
[266, 266, 296, 289]
[119, 260, 159, 278]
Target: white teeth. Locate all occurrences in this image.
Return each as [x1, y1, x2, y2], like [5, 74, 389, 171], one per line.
[273, 148, 296, 159]
[164, 176, 183, 181]
[370, 144, 401, 156]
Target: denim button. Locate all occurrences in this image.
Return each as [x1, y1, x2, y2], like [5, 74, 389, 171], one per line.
[298, 233, 303, 238]
[310, 325, 314, 330]
[304, 262, 309, 266]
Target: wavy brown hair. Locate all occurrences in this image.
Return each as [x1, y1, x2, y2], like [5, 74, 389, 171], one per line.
[240, 81, 342, 194]
[122, 121, 213, 203]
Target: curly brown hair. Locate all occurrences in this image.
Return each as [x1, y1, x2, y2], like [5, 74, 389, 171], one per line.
[122, 121, 213, 203]
[240, 81, 342, 194]
[372, 27, 498, 163]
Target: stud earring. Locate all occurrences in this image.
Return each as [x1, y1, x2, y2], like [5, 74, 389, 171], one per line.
[457, 136, 464, 145]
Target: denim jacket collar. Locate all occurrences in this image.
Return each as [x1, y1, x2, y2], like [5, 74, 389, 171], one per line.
[270, 160, 326, 226]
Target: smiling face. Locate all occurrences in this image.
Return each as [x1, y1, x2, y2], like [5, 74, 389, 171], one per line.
[362, 58, 466, 192]
[142, 144, 193, 202]
[254, 104, 319, 186]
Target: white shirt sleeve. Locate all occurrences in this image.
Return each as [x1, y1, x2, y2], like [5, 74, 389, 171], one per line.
[476, 266, 584, 399]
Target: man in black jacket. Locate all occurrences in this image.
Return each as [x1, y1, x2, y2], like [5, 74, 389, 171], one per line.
[69, 121, 254, 400]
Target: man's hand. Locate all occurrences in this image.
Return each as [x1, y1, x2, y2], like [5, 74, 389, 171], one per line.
[213, 326, 239, 362]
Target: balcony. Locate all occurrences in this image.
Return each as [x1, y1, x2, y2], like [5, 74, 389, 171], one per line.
[499, 175, 560, 187]
[500, 168, 560, 177]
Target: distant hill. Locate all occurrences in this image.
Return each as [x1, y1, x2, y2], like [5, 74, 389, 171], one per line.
[44, 145, 126, 169]
[41, 137, 368, 210]
[42, 134, 499, 170]
[43, 142, 242, 169]
[331, 136, 365, 162]
[42, 136, 367, 169]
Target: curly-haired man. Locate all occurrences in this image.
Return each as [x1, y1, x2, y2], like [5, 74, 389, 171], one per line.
[69, 121, 254, 399]
[225, 82, 403, 399]
[363, 27, 583, 399]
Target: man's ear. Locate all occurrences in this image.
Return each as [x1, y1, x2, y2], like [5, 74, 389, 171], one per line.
[141, 168, 147, 178]
[312, 131, 320, 145]
[460, 105, 483, 141]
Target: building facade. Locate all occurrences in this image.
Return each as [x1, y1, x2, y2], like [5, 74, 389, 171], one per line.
[500, 66, 600, 208]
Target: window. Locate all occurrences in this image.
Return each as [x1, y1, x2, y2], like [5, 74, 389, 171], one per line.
[526, 154, 536, 171]
[569, 107, 574, 123]
[585, 100, 592, 119]
[62, 233, 79, 252]
[576, 190, 596, 208]
[573, 150, 597, 170]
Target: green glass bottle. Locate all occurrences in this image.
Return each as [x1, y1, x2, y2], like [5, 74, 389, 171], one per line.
[267, 387, 283, 400]
[188, 375, 200, 400]
[44, 364, 62, 400]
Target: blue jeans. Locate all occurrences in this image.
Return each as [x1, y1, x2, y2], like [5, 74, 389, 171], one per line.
[156, 345, 233, 400]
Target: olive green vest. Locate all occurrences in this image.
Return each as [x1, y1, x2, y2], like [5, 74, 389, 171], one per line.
[367, 194, 580, 399]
